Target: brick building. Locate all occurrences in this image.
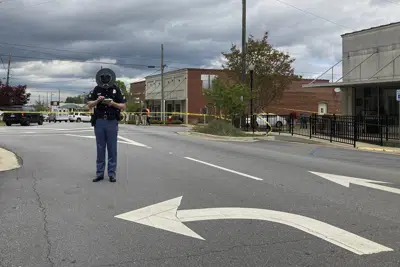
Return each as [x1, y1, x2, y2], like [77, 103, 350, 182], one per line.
[138, 69, 341, 123]
[266, 79, 341, 115]
[144, 68, 230, 123]
[128, 80, 146, 105]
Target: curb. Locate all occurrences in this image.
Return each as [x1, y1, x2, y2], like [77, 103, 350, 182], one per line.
[176, 131, 275, 142]
[0, 146, 22, 172]
[356, 146, 400, 154]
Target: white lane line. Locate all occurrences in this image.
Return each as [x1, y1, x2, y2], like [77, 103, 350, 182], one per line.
[65, 134, 151, 148]
[118, 135, 151, 148]
[65, 134, 95, 139]
[184, 157, 263, 181]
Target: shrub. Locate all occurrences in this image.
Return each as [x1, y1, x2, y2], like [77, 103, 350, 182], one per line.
[193, 119, 246, 136]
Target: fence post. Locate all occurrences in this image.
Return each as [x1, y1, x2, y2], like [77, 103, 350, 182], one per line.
[353, 115, 357, 148]
[329, 116, 333, 143]
[385, 115, 389, 141]
[291, 115, 294, 136]
[379, 115, 383, 146]
[309, 115, 312, 139]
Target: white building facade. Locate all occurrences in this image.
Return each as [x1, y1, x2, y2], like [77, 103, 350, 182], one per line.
[145, 69, 188, 122]
[305, 22, 400, 120]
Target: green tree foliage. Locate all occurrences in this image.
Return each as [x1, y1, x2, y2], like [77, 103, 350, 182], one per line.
[125, 102, 141, 112]
[65, 95, 85, 104]
[0, 81, 31, 106]
[221, 32, 301, 112]
[203, 78, 250, 120]
[115, 80, 128, 96]
[33, 100, 47, 111]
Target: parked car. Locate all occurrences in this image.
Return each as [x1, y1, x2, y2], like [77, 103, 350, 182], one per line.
[246, 113, 288, 128]
[69, 112, 91, 122]
[2, 106, 44, 126]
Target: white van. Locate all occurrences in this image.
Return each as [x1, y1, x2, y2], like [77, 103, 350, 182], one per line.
[48, 113, 69, 122]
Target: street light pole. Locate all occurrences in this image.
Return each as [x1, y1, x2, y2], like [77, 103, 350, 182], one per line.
[249, 64, 255, 134]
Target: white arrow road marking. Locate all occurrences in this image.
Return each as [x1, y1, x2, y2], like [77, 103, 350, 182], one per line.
[64, 134, 151, 148]
[184, 157, 263, 181]
[117, 135, 151, 148]
[115, 196, 392, 255]
[310, 171, 400, 195]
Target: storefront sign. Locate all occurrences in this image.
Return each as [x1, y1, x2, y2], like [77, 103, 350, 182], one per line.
[397, 89, 400, 101]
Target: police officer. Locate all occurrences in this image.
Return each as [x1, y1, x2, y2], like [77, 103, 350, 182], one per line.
[87, 68, 126, 183]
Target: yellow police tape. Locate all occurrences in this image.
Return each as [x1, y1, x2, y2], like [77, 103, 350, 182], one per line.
[1, 110, 273, 135]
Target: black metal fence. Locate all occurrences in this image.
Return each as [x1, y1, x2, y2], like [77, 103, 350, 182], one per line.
[235, 114, 400, 147]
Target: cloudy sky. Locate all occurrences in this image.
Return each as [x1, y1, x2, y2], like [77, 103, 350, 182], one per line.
[0, 0, 398, 103]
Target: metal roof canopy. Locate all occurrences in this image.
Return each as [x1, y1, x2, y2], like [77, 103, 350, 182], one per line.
[302, 77, 400, 88]
[304, 41, 400, 89]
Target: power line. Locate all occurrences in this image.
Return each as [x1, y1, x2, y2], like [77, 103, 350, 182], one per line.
[0, 52, 161, 69]
[0, 41, 188, 65]
[272, 0, 356, 31]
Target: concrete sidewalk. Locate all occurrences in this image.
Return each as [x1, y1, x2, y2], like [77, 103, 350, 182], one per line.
[268, 132, 400, 154]
[0, 147, 20, 172]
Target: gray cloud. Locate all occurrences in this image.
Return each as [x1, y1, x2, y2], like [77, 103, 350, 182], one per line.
[0, 0, 399, 103]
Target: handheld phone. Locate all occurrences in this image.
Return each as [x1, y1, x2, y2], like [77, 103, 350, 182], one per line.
[102, 98, 113, 104]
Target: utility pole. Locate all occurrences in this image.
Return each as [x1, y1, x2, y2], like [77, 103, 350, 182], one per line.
[161, 43, 165, 122]
[6, 55, 11, 86]
[46, 92, 49, 107]
[241, 0, 246, 84]
[58, 89, 61, 105]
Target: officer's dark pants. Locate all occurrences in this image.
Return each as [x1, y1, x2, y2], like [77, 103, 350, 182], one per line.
[94, 119, 118, 177]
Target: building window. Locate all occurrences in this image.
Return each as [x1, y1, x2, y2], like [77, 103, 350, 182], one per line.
[201, 74, 217, 89]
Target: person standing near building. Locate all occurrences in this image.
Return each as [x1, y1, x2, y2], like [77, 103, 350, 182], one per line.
[87, 68, 126, 183]
[146, 107, 151, 126]
[141, 107, 147, 125]
[134, 107, 141, 125]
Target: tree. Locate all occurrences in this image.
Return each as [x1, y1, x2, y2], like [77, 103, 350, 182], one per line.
[115, 80, 128, 96]
[0, 82, 31, 106]
[203, 77, 250, 121]
[34, 100, 47, 111]
[65, 95, 85, 104]
[221, 32, 301, 113]
[126, 102, 141, 112]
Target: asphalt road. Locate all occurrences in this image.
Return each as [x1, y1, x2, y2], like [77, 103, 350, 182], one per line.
[0, 122, 399, 267]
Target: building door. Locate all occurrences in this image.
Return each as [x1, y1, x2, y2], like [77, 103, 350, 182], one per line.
[318, 103, 328, 115]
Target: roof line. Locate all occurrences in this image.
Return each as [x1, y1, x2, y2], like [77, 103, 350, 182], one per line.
[341, 21, 400, 37]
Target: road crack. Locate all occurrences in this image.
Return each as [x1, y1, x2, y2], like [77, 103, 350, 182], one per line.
[32, 172, 55, 267]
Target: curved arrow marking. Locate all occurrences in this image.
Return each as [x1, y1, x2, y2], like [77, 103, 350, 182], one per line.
[115, 196, 392, 255]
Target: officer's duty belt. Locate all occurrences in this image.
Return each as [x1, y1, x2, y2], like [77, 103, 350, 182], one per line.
[96, 114, 117, 120]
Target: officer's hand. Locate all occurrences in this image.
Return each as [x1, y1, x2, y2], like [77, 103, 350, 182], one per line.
[107, 100, 114, 107]
[97, 96, 105, 102]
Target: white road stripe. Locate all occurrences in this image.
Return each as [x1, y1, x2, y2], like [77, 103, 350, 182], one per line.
[64, 134, 151, 148]
[184, 157, 263, 181]
[117, 135, 151, 148]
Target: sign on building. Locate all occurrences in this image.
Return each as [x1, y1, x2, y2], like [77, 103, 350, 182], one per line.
[396, 89, 400, 101]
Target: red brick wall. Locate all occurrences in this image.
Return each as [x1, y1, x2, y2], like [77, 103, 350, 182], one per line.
[266, 79, 341, 115]
[186, 69, 230, 122]
[129, 81, 145, 103]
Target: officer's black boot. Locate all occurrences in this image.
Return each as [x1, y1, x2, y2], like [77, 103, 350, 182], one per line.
[93, 176, 104, 182]
[109, 176, 116, 183]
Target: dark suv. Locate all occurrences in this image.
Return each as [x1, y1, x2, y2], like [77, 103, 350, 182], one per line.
[3, 106, 44, 126]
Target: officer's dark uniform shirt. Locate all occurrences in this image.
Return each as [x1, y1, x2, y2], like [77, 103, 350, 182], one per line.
[87, 85, 126, 120]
